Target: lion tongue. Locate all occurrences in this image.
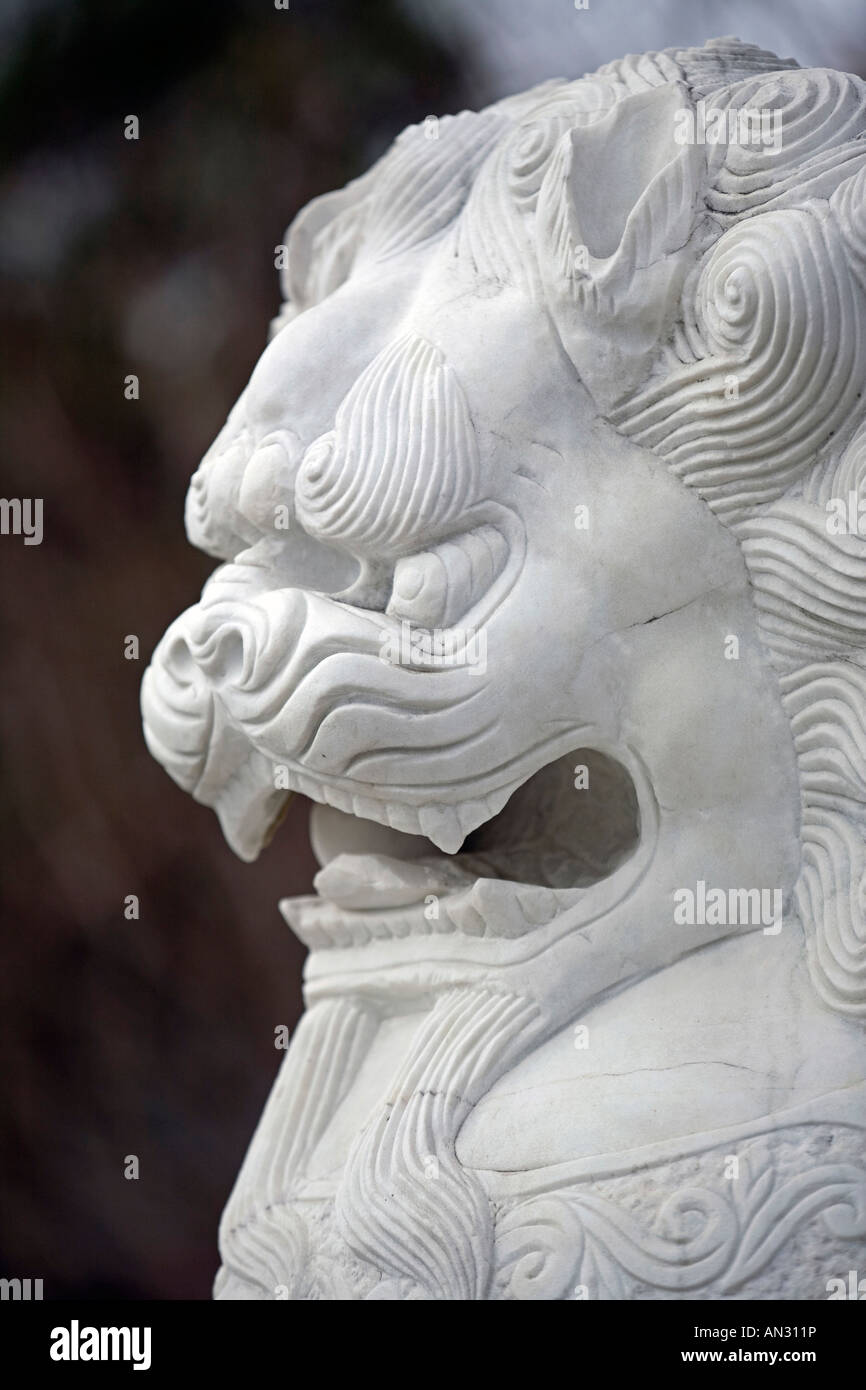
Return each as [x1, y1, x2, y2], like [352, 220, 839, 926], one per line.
[313, 853, 474, 910]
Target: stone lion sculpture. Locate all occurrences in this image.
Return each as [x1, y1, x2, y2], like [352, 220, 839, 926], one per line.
[142, 37, 866, 1299]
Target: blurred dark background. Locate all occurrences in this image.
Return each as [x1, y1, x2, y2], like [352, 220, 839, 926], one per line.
[0, 0, 863, 1301]
[0, 0, 464, 1300]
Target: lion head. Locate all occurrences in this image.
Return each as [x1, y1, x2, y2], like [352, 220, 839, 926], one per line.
[144, 38, 866, 1022]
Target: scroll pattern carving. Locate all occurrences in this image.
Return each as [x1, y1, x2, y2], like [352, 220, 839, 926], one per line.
[493, 1137, 866, 1300]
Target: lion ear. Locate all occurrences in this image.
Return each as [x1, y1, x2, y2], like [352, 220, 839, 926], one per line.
[282, 110, 505, 316]
[282, 173, 375, 313]
[536, 81, 708, 411]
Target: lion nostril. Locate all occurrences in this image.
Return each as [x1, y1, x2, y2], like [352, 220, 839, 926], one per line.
[178, 611, 249, 687]
[167, 635, 197, 683]
[216, 629, 245, 684]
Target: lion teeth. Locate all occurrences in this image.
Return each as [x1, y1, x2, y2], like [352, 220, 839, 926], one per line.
[280, 875, 587, 951]
[314, 855, 442, 910]
[443, 896, 486, 936]
[351, 795, 384, 824]
[417, 805, 465, 853]
[455, 799, 492, 839]
[514, 886, 561, 925]
[467, 879, 531, 937]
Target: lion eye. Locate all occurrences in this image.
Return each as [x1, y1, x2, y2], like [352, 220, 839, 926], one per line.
[386, 526, 508, 628]
[293, 334, 481, 561]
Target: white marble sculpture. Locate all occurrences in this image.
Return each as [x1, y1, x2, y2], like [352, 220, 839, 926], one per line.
[142, 37, 866, 1299]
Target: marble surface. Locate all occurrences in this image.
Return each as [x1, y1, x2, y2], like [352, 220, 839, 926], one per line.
[142, 37, 866, 1299]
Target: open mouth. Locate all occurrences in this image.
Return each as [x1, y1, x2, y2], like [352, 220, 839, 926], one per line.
[142, 568, 654, 953]
[282, 747, 649, 949]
